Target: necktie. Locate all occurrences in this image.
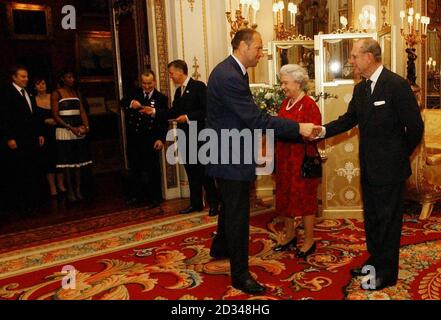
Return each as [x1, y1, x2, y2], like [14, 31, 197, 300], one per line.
[244, 72, 249, 84]
[21, 89, 32, 112]
[181, 86, 186, 97]
[365, 79, 373, 99]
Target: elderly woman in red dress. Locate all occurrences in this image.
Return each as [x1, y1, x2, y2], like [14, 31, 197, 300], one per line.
[274, 64, 322, 259]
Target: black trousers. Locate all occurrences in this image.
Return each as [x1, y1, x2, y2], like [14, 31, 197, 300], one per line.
[211, 178, 251, 282]
[127, 136, 162, 203]
[4, 145, 42, 213]
[362, 180, 405, 281]
[183, 163, 219, 209]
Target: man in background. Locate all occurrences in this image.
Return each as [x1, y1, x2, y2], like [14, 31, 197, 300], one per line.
[122, 70, 168, 209]
[147, 60, 220, 216]
[1, 65, 45, 214]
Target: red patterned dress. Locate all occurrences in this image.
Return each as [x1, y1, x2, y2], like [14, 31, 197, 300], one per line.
[275, 95, 322, 217]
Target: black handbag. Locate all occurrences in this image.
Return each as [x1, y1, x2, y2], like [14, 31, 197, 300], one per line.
[301, 143, 322, 179]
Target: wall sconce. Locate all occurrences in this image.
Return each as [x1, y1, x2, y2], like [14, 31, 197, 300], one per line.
[358, 6, 377, 31]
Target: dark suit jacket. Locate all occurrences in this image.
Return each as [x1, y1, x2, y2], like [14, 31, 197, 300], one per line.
[206, 56, 300, 181]
[325, 67, 424, 186]
[121, 88, 168, 142]
[1, 84, 43, 149]
[157, 78, 207, 134]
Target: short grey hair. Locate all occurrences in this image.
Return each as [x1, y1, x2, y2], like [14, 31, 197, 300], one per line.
[358, 38, 382, 62]
[279, 64, 309, 91]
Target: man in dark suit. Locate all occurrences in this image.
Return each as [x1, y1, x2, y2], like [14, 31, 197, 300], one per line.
[147, 60, 220, 216]
[312, 39, 424, 291]
[206, 29, 316, 295]
[1, 65, 45, 214]
[121, 70, 168, 209]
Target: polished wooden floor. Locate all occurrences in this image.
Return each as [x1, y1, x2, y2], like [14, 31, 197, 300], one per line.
[0, 171, 191, 236]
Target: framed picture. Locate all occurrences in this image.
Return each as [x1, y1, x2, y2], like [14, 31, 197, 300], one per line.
[79, 1, 110, 17]
[338, 0, 348, 10]
[87, 97, 107, 115]
[76, 31, 115, 83]
[6, 2, 53, 40]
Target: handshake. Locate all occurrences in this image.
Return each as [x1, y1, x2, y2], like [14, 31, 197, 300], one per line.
[299, 123, 324, 140]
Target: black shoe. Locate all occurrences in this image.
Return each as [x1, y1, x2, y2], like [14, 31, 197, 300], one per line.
[232, 276, 266, 295]
[295, 242, 316, 259]
[350, 267, 366, 277]
[208, 207, 219, 217]
[180, 206, 203, 214]
[147, 200, 160, 209]
[126, 198, 139, 206]
[361, 277, 397, 291]
[273, 237, 298, 252]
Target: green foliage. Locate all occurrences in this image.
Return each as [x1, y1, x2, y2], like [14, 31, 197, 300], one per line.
[251, 84, 286, 116]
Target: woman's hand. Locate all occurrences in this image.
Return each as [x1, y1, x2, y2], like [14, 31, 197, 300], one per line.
[7, 139, 18, 150]
[45, 118, 57, 126]
[78, 125, 89, 136]
[70, 127, 82, 137]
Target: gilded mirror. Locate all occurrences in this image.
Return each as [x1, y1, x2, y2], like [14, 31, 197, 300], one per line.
[424, 0, 441, 109]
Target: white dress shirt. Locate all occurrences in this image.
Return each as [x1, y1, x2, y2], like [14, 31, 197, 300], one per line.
[13, 82, 32, 112]
[317, 65, 384, 139]
[231, 54, 247, 75]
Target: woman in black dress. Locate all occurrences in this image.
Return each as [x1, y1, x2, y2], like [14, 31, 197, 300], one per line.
[34, 77, 66, 197]
[51, 70, 92, 202]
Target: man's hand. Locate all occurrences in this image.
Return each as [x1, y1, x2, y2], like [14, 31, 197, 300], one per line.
[311, 125, 324, 140]
[7, 139, 17, 150]
[299, 123, 315, 138]
[39, 136, 45, 147]
[131, 100, 142, 110]
[154, 140, 164, 151]
[174, 115, 188, 124]
[140, 106, 155, 116]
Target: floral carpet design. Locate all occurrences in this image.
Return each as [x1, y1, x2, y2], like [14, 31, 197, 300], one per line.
[0, 211, 440, 300]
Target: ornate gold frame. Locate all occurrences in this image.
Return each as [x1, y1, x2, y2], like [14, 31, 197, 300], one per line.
[6, 2, 53, 41]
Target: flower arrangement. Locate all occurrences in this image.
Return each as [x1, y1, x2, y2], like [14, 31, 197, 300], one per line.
[251, 84, 285, 116]
[252, 83, 338, 117]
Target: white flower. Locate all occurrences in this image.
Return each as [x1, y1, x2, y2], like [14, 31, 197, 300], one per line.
[264, 92, 274, 100]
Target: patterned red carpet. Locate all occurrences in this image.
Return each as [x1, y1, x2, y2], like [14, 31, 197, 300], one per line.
[0, 209, 440, 300]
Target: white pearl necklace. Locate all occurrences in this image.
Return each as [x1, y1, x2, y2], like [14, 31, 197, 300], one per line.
[286, 93, 305, 111]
